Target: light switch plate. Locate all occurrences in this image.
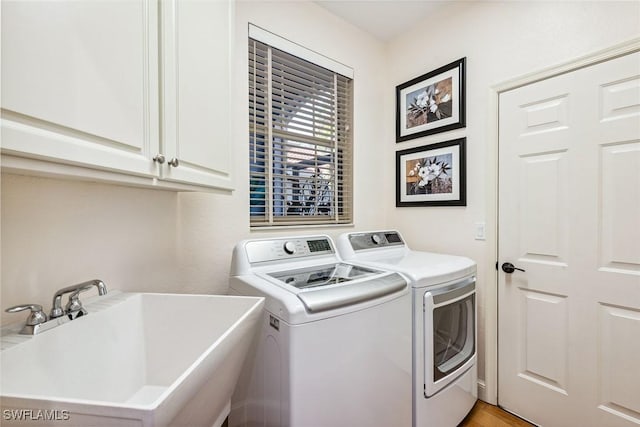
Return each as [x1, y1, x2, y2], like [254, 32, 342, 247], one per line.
[474, 222, 486, 240]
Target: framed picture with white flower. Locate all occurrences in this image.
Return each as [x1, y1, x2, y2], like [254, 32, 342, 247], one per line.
[396, 58, 466, 142]
[396, 138, 466, 207]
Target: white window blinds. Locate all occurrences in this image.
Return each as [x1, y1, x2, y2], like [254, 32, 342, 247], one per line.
[249, 36, 353, 227]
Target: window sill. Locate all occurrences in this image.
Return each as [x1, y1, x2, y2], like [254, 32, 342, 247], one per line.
[250, 223, 354, 232]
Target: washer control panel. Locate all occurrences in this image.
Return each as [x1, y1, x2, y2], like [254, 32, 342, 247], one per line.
[348, 231, 405, 251]
[246, 237, 334, 263]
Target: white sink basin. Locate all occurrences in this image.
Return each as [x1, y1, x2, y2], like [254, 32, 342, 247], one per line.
[0, 292, 264, 427]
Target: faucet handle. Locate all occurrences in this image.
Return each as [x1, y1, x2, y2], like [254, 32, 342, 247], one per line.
[5, 304, 48, 326]
[65, 289, 88, 319]
[50, 279, 107, 319]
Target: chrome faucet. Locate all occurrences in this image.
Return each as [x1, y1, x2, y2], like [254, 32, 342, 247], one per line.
[4, 279, 108, 335]
[50, 279, 107, 319]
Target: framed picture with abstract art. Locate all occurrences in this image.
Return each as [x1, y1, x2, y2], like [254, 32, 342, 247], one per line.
[396, 58, 466, 142]
[396, 138, 466, 207]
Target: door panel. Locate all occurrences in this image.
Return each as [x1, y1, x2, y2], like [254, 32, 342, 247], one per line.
[600, 142, 640, 273]
[519, 152, 569, 263]
[520, 94, 569, 136]
[519, 289, 568, 394]
[499, 51, 640, 426]
[599, 304, 640, 422]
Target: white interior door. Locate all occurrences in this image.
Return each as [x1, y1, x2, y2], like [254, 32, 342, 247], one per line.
[498, 51, 640, 427]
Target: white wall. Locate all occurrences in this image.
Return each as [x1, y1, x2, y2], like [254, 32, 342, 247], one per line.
[0, 0, 388, 324]
[174, 0, 389, 291]
[383, 1, 640, 384]
[1, 174, 181, 324]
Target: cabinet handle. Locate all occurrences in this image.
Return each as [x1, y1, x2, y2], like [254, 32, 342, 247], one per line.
[168, 158, 180, 167]
[153, 154, 166, 164]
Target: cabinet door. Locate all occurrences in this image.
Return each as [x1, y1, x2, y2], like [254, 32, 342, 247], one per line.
[1, 0, 159, 177]
[160, 0, 234, 190]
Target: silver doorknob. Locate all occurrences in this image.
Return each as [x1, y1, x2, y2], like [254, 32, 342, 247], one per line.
[168, 158, 179, 167]
[502, 262, 525, 274]
[153, 154, 166, 164]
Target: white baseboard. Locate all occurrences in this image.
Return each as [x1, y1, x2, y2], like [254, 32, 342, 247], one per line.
[477, 379, 488, 403]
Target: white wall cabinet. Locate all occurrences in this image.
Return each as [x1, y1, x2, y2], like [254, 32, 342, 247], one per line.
[1, 0, 234, 191]
[160, 0, 234, 189]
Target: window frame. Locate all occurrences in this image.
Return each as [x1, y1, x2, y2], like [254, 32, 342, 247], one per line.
[248, 25, 354, 228]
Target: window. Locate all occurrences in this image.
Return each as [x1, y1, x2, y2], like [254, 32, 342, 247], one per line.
[248, 28, 353, 227]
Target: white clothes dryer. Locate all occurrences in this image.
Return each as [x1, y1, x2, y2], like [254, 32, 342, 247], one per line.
[229, 235, 412, 427]
[337, 230, 477, 427]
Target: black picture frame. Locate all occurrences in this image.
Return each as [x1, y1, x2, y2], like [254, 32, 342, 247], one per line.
[396, 58, 466, 142]
[396, 138, 466, 207]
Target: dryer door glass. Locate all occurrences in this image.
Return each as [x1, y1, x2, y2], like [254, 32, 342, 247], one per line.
[432, 293, 475, 381]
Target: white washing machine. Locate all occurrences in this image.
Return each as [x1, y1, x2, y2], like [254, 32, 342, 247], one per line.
[229, 235, 412, 427]
[337, 230, 477, 427]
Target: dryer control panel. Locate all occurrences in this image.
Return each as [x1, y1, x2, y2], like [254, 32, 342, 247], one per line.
[245, 236, 335, 263]
[348, 231, 405, 251]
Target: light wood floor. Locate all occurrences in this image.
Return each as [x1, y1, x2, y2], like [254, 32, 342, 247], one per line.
[459, 401, 535, 427]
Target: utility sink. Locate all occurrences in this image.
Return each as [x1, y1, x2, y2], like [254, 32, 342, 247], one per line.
[0, 292, 264, 427]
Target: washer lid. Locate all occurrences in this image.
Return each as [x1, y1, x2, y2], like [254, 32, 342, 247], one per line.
[354, 251, 476, 286]
[268, 263, 407, 313]
[268, 263, 378, 289]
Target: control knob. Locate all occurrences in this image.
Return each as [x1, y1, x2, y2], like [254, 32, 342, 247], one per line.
[371, 234, 382, 245]
[283, 241, 296, 254]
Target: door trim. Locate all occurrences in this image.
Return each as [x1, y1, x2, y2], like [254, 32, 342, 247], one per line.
[482, 36, 640, 405]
